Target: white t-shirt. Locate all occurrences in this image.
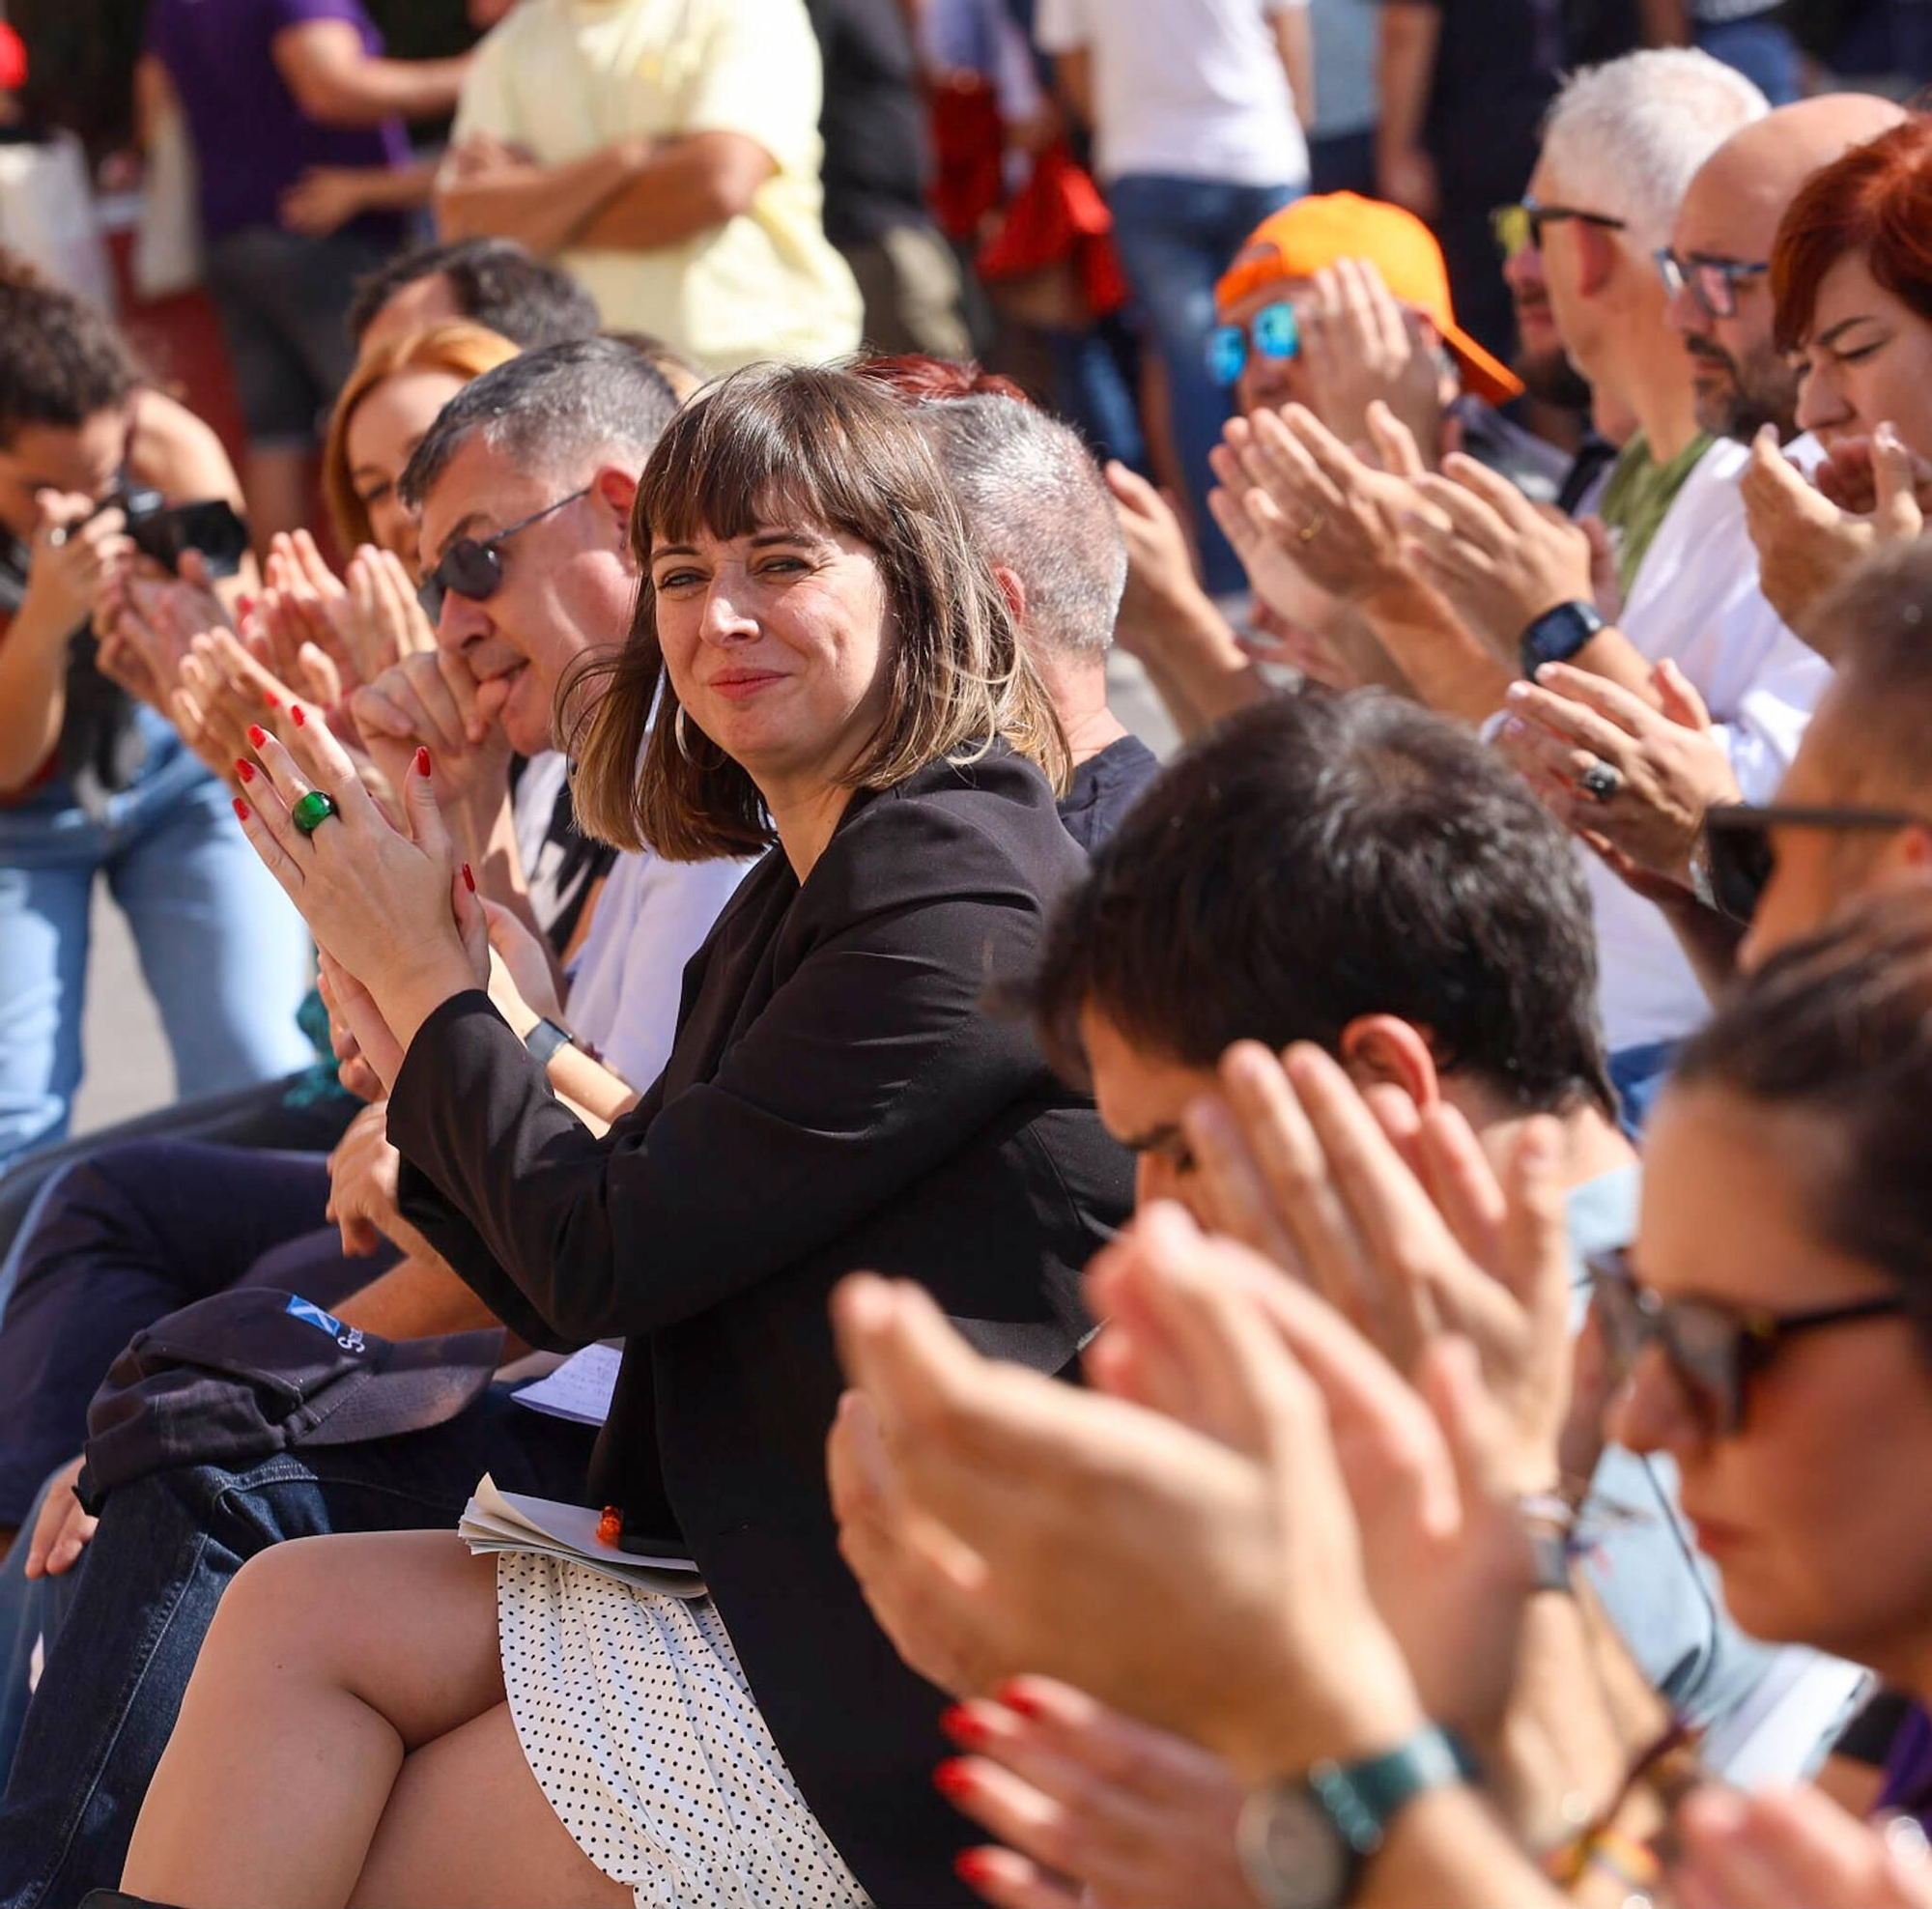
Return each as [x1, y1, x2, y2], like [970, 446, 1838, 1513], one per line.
[1033, 0, 1310, 187]
[452, 0, 861, 375]
[1584, 436, 1833, 1052]
[563, 850, 753, 1092]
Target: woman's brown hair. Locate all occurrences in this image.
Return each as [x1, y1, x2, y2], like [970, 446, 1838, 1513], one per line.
[568, 362, 1070, 862]
[321, 321, 521, 556]
[1673, 887, 1932, 1313]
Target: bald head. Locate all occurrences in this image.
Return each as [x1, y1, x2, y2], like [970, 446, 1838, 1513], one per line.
[1681, 95, 1906, 266]
[1668, 95, 1906, 441]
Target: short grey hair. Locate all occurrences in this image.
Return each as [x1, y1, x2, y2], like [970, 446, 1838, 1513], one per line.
[400, 336, 682, 509]
[911, 395, 1126, 657]
[1540, 49, 1768, 253]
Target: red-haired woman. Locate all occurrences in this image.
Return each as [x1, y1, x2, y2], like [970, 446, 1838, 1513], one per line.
[1775, 116, 1932, 457]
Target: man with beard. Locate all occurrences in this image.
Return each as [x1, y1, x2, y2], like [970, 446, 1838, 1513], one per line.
[1663, 94, 1905, 446]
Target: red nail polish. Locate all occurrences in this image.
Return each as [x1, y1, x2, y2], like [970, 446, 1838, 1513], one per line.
[940, 1705, 987, 1747]
[462, 863, 476, 893]
[232, 797, 250, 821]
[234, 758, 255, 784]
[414, 746, 431, 777]
[237, 593, 256, 619]
[933, 1759, 977, 1800]
[953, 1850, 998, 1886]
[246, 725, 267, 749]
[263, 689, 279, 710]
[292, 703, 306, 727]
[998, 1680, 1043, 1720]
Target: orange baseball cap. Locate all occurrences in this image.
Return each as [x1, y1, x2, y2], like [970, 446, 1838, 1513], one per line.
[1214, 191, 1523, 407]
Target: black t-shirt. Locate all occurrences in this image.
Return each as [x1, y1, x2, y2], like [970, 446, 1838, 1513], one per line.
[1399, 0, 1566, 192]
[1057, 733, 1160, 854]
[802, 0, 931, 247]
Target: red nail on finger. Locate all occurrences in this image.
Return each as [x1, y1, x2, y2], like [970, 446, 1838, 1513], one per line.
[292, 703, 306, 727]
[246, 725, 267, 749]
[953, 1850, 999, 1886]
[933, 1759, 978, 1801]
[263, 689, 280, 710]
[234, 758, 255, 784]
[415, 746, 432, 776]
[462, 863, 476, 893]
[233, 798, 250, 821]
[940, 1705, 988, 1747]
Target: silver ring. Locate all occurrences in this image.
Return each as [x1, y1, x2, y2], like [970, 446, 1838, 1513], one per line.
[1578, 759, 1621, 803]
[46, 527, 68, 549]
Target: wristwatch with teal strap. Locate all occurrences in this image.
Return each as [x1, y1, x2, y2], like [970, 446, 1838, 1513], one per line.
[1236, 1724, 1477, 1909]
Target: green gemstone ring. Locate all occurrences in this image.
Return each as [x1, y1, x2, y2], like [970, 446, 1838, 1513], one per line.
[291, 789, 340, 836]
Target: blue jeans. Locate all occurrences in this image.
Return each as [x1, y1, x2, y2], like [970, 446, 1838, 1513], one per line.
[1107, 174, 1303, 598]
[1696, 16, 1803, 105]
[0, 710, 314, 1167]
[0, 1388, 596, 1907]
[0, 1468, 86, 1787]
[0, 1142, 393, 1523]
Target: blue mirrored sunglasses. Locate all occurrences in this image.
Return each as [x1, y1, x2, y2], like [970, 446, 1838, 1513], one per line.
[1207, 300, 1299, 386]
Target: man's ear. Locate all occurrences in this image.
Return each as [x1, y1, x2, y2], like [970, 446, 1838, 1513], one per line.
[1337, 1013, 1443, 1112]
[992, 563, 1028, 631]
[589, 464, 640, 540]
[1574, 221, 1619, 301]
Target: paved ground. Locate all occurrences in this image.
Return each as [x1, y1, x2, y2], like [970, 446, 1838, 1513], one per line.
[69, 651, 1181, 1140]
[71, 887, 175, 1137]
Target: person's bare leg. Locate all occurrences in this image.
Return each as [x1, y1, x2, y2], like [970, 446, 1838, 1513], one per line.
[350, 1700, 633, 1909]
[123, 1530, 504, 1909]
[244, 444, 315, 557]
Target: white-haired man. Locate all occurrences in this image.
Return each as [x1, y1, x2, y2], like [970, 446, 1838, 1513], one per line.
[1399, 50, 1833, 1123]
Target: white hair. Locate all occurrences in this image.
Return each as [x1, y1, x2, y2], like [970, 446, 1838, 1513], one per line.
[1541, 49, 1769, 253]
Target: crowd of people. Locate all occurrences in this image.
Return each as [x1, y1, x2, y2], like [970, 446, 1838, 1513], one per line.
[6, 1, 1932, 1906]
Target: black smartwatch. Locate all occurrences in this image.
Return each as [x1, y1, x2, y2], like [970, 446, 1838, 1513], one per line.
[1519, 599, 1606, 679]
[525, 1017, 576, 1067]
[1236, 1724, 1475, 1909]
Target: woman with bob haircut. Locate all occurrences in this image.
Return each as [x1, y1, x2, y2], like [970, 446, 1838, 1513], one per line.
[320, 319, 522, 568]
[1776, 115, 1932, 459]
[123, 364, 1133, 1908]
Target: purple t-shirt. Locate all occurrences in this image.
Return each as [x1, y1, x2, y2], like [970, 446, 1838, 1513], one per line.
[145, 0, 411, 241]
[1880, 1704, 1932, 1833]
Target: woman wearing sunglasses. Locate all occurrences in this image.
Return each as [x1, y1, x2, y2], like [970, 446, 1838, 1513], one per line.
[121, 364, 1130, 1909]
[1594, 888, 1932, 1872]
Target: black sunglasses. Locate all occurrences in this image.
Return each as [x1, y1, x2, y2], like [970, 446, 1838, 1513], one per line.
[1653, 247, 1770, 322]
[418, 487, 590, 623]
[1588, 1248, 1907, 1436]
[1491, 197, 1629, 259]
[1700, 802, 1931, 926]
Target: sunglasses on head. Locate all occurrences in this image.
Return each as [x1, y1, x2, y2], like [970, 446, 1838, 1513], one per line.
[1588, 1247, 1906, 1437]
[1653, 247, 1770, 322]
[1490, 197, 1629, 261]
[417, 487, 590, 624]
[1699, 802, 1931, 926]
[1207, 300, 1299, 386]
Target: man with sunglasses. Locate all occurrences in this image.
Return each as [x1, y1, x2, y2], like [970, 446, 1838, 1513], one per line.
[1662, 96, 1904, 446]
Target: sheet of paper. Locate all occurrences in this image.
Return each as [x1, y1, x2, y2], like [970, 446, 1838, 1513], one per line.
[508, 1342, 623, 1426]
[458, 1473, 705, 1598]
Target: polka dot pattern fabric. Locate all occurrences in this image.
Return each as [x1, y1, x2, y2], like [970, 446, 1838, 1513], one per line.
[497, 1553, 873, 1909]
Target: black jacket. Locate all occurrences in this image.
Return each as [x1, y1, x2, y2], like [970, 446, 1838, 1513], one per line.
[389, 745, 1132, 1905]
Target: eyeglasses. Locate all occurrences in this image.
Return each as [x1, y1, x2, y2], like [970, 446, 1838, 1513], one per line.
[1207, 300, 1299, 386]
[417, 488, 591, 623]
[1588, 1248, 1907, 1436]
[1699, 802, 1931, 926]
[1491, 197, 1630, 260]
[1654, 248, 1770, 321]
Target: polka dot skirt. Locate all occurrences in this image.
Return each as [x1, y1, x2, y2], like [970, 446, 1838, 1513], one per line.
[497, 1553, 873, 1909]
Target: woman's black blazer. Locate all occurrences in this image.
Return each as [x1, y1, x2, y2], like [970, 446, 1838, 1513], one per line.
[389, 744, 1133, 1905]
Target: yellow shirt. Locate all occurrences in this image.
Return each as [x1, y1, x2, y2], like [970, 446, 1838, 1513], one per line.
[454, 0, 862, 374]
